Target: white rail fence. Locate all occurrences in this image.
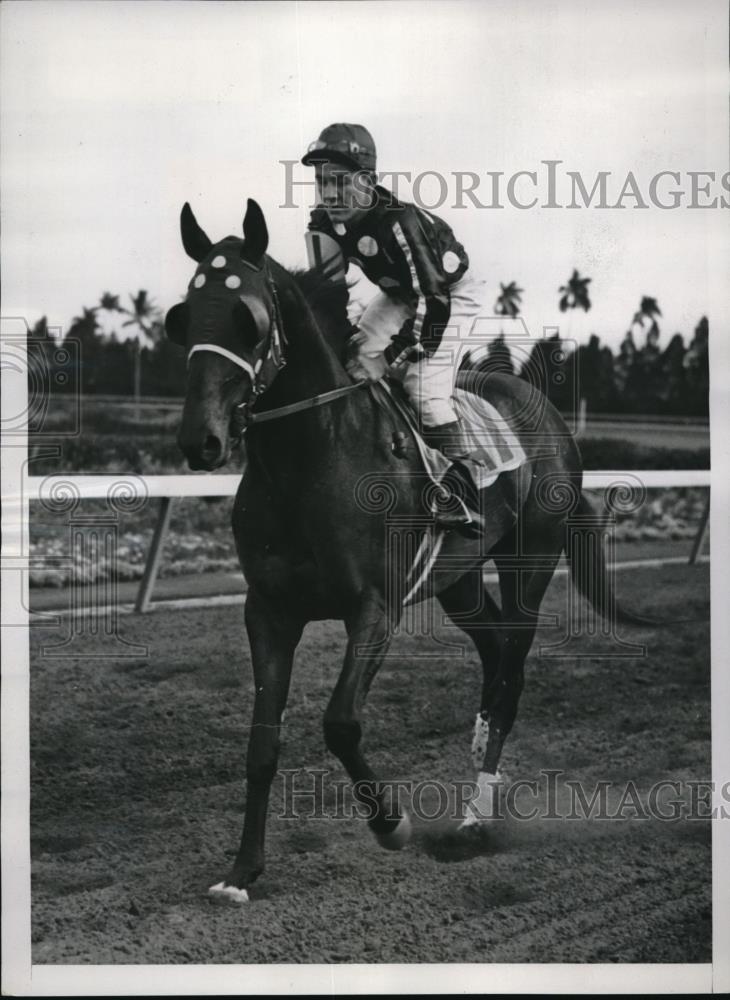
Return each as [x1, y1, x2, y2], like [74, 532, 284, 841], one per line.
[25, 470, 711, 613]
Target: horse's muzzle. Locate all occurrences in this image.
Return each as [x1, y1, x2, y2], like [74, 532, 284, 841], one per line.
[178, 430, 228, 471]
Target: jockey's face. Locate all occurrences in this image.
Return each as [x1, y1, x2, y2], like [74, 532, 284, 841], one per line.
[314, 162, 375, 226]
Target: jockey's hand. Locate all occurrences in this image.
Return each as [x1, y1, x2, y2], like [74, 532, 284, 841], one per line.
[344, 333, 388, 383]
[345, 352, 388, 383]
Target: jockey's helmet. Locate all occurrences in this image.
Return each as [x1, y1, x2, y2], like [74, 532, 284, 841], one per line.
[301, 123, 376, 172]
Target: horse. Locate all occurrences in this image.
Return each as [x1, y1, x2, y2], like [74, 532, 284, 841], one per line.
[165, 198, 648, 903]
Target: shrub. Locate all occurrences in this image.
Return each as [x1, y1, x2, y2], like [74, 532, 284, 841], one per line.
[29, 436, 245, 475]
[578, 438, 709, 470]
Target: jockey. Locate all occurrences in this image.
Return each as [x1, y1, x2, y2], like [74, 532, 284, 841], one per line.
[301, 123, 493, 536]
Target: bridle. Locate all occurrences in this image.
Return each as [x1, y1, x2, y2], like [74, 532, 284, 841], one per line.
[188, 259, 367, 432]
[188, 259, 286, 395]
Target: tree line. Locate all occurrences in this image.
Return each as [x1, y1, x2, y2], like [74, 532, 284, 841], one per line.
[488, 271, 708, 416]
[29, 272, 709, 417]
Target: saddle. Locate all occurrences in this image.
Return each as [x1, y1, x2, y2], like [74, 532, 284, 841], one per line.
[372, 379, 527, 491]
[368, 379, 529, 603]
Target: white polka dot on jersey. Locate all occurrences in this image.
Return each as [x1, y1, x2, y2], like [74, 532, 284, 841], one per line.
[194, 274, 206, 288]
[211, 255, 226, 268]
[442, 251, 461, 274]
[225, 275, 242, 289]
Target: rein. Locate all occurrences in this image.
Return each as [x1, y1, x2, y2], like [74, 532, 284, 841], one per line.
[244, 380, 369, 424]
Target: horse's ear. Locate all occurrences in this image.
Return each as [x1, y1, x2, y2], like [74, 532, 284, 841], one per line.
[165, 301, 189, 346]
[242, 198, 268, 265]
[180, 203, 212, 262]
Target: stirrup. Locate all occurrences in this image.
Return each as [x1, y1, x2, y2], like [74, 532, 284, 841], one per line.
[434, 497, 483, 538]
[433, 465, 484, 538]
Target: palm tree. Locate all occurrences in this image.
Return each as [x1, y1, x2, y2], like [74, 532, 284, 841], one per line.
[630, 295, 662, 339]
[557, 271, 591, 418]
[99, 290, 161, 418]
[64, 306, 103, 395]
[558, 270, 592, 313]
[684, 316, 709, 417]
[494, 281, 523, 318]
[70, 306, 101, 338]
[485, 332, 514, 375]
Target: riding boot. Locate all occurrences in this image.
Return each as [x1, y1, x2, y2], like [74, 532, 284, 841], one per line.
[423, 421, 486, 537]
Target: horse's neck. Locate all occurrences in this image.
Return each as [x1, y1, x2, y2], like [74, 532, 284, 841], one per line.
[247, 271, 388, 488]
[269, 268, 351, 402]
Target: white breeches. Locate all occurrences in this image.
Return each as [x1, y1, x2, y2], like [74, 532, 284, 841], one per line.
[349, 269, 490, 428]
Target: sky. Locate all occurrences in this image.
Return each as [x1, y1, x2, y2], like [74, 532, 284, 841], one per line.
[1, 0, 727, 349]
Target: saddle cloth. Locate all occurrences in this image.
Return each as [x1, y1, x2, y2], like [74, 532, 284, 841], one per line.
[379, 382, 527, 489]
[370, 380, 529, 606]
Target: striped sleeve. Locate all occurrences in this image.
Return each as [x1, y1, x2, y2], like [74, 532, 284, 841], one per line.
[384, 212, 451, 368]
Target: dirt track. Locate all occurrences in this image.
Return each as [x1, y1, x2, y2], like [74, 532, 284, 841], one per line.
[30, 562, 711, 964]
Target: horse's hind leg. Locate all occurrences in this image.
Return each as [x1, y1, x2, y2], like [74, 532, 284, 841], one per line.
[210, 589, 303, 903]
[437, 569, 503, 714]
[480, 554, 562, 780]
[323, 590, 411, 850]
[437, 570, 505, 824]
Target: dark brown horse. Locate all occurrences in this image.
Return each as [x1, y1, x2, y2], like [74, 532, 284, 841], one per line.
[166, 199, 644, 902]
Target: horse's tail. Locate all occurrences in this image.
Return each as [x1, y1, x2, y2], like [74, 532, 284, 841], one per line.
[566, 492, 667, 628]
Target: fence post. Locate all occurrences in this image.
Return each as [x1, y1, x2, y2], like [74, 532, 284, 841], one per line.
[134, 496, 174, 613]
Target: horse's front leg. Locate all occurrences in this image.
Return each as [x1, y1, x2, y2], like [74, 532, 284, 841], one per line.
[209, 589, 303, 903]
[323, 590, 411, 850]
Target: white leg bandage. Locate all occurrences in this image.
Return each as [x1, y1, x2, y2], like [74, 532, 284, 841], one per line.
[471, 712, 490, 770]
[460, 712, 503, 827]
[461, 770, 504, 827]
[208, 882, 250, 905]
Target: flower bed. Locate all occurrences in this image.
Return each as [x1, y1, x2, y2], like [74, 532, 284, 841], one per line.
[29, 496, 239, 588]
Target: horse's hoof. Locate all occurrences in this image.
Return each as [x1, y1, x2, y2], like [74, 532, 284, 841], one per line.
[458, 770, 504, 829]
[458, 809, 481, 830]
[208, 881, 250, 905]
[458, 806, 498, 830]
[375, 812, 412, 851]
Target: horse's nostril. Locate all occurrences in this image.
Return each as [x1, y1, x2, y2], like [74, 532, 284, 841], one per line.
[202, 434, 222, 461]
